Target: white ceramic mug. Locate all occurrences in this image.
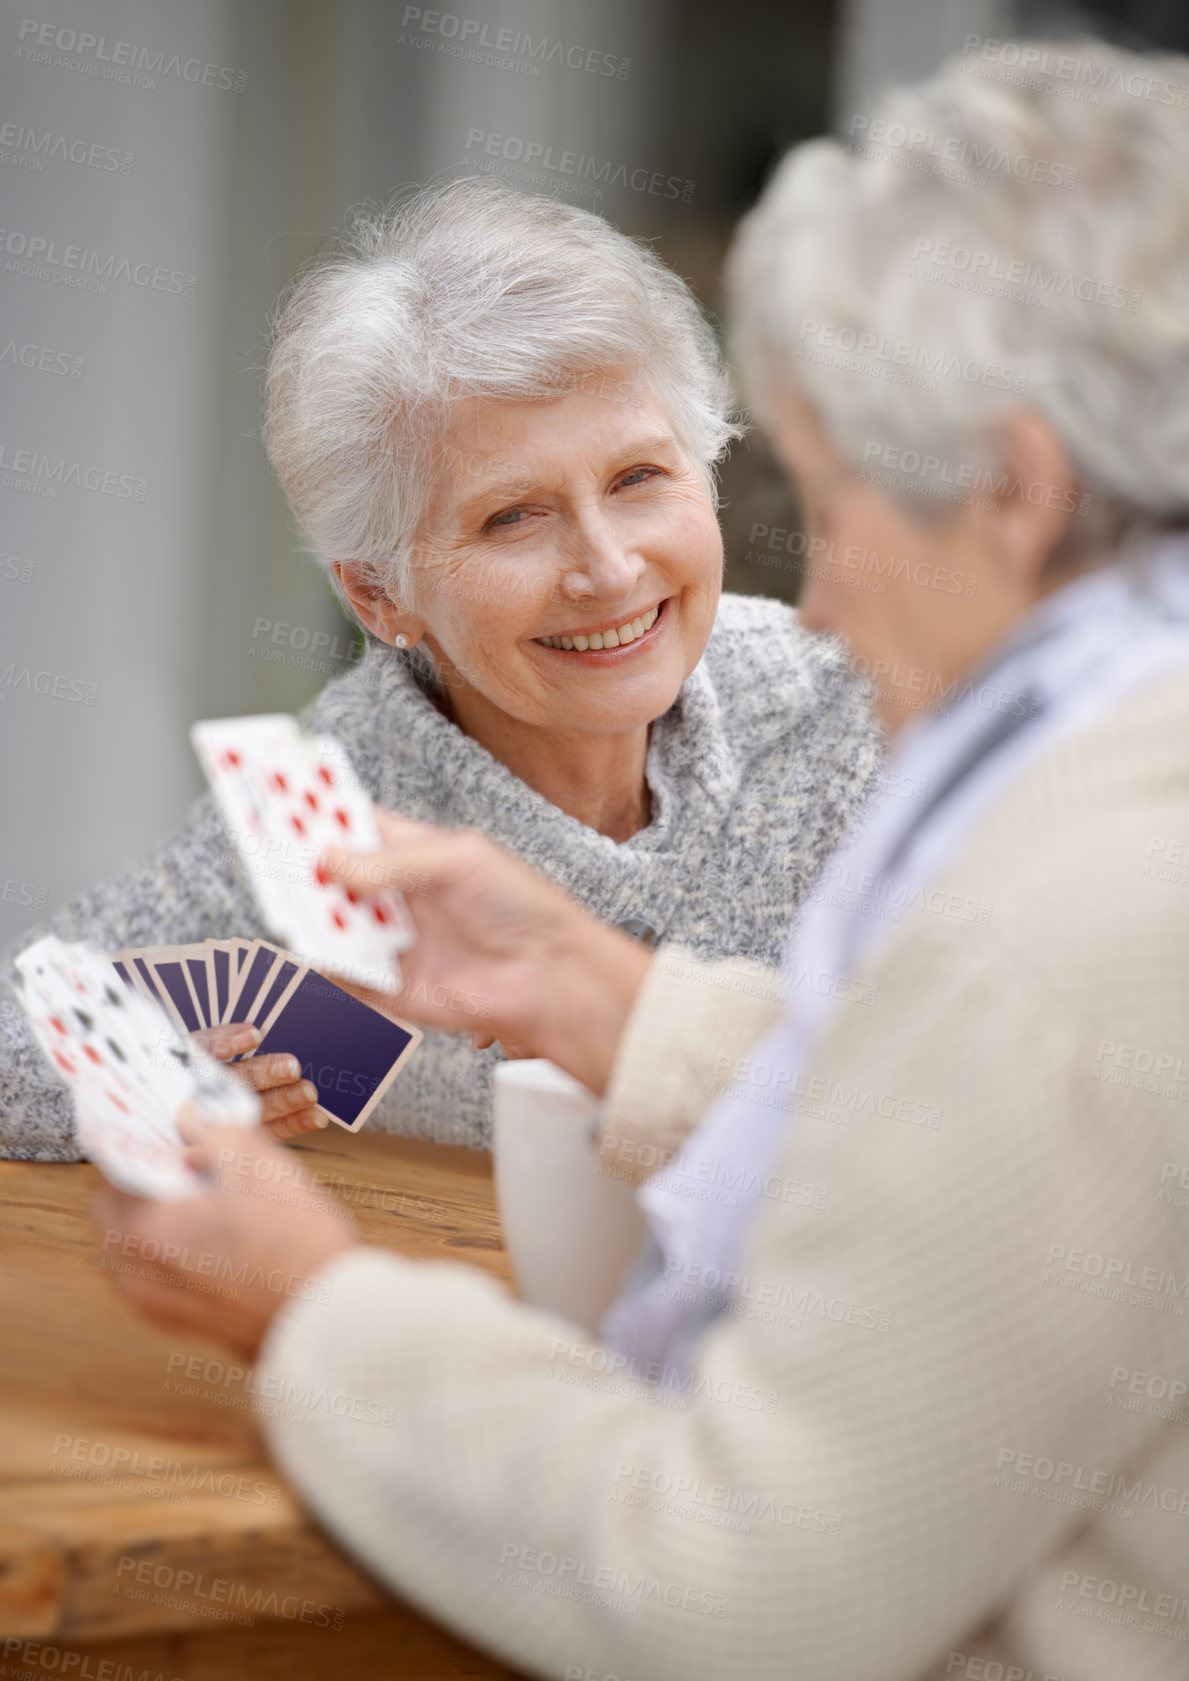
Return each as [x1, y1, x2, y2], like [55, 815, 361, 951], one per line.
[492, 1059, 647, 1333]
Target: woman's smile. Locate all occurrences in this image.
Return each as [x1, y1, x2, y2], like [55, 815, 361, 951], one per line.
[530, 597, 668, 660]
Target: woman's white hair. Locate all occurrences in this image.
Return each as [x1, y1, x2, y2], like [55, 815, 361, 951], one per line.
[264, 176, 740, 608]
[726, 36, 1189, 552]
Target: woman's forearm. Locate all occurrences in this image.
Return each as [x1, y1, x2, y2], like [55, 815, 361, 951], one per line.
[536, 912, 653, 1096]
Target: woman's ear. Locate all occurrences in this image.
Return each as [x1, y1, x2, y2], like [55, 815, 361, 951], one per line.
[981, 410, 1081, 596]
[330, 561, 424, 649]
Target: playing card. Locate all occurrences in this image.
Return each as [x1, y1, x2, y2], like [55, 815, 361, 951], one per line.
[22, 945, 214, 1125]
[108, 935, 421, 1132]
[16, 936, 259, 1198]
[205, 940, 232, 1024]
[244, 953, 305, 1034]
[250, 969, 421, 1131]
[191, 716, 415, 993]
[192, 717, 319, 946]
[185, 955, 211, 1028]
[224, 939, 280, 1026]
[119, 950, 168, 1011]
[25, 951, 180, 1137]
[222, 937, 256, 1021]
[145, 956, 205, 1035]
[117, 947, 195, 1035]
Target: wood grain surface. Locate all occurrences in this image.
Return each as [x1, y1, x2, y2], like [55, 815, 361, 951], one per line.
[0, 1130, 525, 1678]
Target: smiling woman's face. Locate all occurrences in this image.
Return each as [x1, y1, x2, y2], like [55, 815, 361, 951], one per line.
[404, 371, 724, 739]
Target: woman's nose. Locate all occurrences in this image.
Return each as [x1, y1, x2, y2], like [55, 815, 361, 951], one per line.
[560, 518, 643, 600]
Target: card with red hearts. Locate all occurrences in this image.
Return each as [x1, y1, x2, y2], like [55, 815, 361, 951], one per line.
[191, 716, 415, 993]
[16, 936, 259, 1198]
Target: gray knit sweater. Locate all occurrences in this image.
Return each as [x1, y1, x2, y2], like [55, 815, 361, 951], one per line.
[0, 595, 880, 1155]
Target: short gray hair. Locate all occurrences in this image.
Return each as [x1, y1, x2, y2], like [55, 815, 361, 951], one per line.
[726, 36, 1189, 553]
[264, 176, 740, 608]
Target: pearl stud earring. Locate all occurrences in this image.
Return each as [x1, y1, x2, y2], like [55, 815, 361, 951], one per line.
[394, 633, 410, 650]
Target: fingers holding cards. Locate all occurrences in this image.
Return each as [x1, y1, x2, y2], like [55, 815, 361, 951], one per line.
[115, 938, 421, 1136]
[228, 1051, 327, 1138]
[192, 1022, 261, 1062]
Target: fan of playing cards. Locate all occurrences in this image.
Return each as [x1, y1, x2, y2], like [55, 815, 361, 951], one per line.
[113, 937, 421, 1134]
[15, 935, 260, 1200]
[191, 715, 416, 994]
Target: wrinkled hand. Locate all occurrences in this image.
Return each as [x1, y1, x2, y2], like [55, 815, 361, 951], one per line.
[321, 810, 651, 1096]
[192, 1023, 328, 1141]
[92, 1108, 357, 1356]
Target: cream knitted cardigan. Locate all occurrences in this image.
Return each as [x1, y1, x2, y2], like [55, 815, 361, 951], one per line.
[257, 667, 1189, 1681]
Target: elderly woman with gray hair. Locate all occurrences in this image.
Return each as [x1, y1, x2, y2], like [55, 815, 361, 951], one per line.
[96, 36, 1189, 1681]
[0, 177, 878, 1157]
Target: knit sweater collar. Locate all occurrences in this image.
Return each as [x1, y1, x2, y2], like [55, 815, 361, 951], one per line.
[325, 630, 741, 861]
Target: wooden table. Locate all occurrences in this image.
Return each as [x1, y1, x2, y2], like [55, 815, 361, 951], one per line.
[0, 1129, 528, 1678]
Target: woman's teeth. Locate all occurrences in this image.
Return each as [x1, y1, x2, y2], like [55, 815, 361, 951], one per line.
[536, 603, 660, 651]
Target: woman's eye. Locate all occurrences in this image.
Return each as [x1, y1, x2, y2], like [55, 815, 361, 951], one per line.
[618, 467, 659, 490]
[486, 507, 527, 530]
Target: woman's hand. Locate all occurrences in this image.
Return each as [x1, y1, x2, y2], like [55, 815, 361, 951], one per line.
[192, 1024, 328, 1141]
[91, 1108, 357, 1356]
[322, 810, 652, 1096]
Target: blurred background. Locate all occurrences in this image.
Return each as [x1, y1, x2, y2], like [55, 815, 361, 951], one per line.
[2, 0, 1187, 946]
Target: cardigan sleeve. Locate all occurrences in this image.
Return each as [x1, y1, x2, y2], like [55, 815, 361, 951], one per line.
[254, 863, 1189, 1681]
[594, 943, 786, 1185]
